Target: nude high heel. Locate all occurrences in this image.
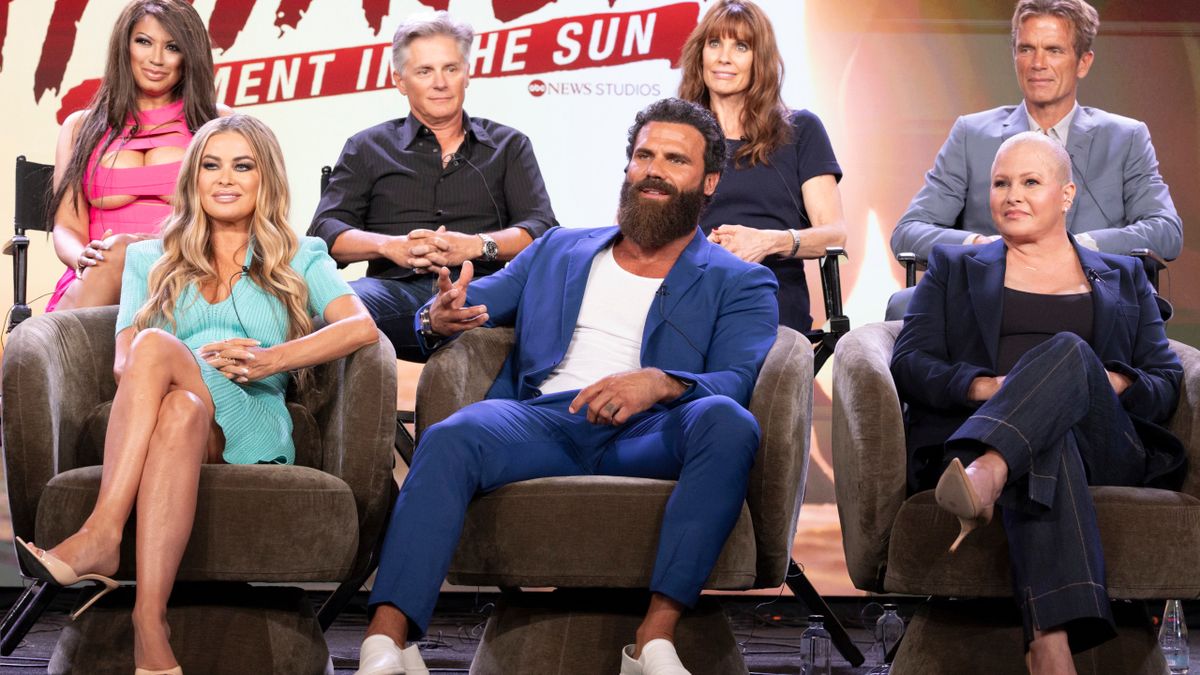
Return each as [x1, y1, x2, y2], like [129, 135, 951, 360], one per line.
[934, 458, 994, 553]
[15, 537, 119, 620]
[133, 668, 182, 675]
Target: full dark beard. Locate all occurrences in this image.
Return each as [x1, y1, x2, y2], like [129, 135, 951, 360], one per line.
[617, 177, 705, 250]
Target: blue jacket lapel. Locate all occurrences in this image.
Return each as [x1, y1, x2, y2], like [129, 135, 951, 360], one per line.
[1065, 108, 1097, 231]
[1001, 104, 1030, 142]
[641, 229, 710, 354]
[560, 227, 621, 351]
[966, 243, 1006, 369]
[1075, 241, 1120, 357]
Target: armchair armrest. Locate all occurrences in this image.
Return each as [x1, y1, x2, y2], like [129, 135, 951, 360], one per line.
[2, 307, 119, 542]
[309, 331, 398, 572]
[745, 327, 814, 586]
[415, 327, 515, 440]
[1169, 340, 1200, 498]
[831, 321, 908, 592]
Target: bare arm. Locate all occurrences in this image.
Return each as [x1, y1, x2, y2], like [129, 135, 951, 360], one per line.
[203, 295, 378, 383]
[51, 111, 95, 270]
[709, 173, 847, 263]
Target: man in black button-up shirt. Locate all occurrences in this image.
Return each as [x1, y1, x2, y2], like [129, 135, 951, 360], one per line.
[309, 11, 556, 360]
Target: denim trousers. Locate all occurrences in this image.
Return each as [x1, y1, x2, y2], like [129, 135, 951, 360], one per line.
[367, 391, 760, 640]
[944, 332, 1146, 653]
[350, 275, 439, 362]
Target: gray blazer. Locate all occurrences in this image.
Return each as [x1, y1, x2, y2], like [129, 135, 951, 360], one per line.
[892, 102, 1182, 260]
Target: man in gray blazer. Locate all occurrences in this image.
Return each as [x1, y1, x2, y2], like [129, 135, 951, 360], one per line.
[891, 0, 1181, 266]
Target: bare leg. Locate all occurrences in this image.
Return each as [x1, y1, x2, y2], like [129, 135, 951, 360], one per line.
[633, 594, 685, 657]
[54, 233, 140, 311]
[365, 604, 410, 648]
[40, 329, 217, 670]
[131, 389, 222, 671]
[45, 329, 215, 573]
[1028, 628, 1077, 675]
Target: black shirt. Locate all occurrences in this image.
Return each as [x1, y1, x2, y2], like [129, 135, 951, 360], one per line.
[308, 112, 557, 280]
[997, 288, 1094, 374]
[698, 110, 842, 334]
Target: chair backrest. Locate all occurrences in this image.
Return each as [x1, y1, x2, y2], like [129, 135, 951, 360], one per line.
[415, 325, 814, 588]
[15, 155, 54, 235]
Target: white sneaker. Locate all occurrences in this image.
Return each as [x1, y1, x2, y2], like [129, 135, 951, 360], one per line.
[354, 634, 429, 675]
[619, 639, 691, 674]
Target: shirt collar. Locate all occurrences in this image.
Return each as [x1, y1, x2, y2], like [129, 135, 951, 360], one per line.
[397, 111, 495, 149]
[1024, 101, 1078, 145]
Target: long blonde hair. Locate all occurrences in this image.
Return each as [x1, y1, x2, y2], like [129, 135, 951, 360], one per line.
[133, 114, 314, 390]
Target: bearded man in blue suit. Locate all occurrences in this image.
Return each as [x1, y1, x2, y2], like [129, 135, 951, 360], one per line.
[352, 98, 779, 675]
[891, 0, 1181, 265]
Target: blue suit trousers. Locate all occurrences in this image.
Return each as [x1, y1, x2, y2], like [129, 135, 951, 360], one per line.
[368, 391, 760, 639]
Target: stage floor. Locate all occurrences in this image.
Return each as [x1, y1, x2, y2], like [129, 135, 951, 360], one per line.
[0, 591, 1196, 673]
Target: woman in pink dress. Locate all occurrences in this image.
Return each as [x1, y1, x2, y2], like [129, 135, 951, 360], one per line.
[47, 0, 226, 312]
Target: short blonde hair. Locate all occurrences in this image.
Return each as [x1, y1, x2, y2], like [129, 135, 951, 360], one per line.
[1011, 0, 1100, 58]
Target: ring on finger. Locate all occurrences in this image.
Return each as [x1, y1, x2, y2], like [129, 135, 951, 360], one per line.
[603, 403, 618, 416]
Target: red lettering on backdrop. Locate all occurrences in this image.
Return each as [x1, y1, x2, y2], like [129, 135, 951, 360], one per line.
[56, 3, 698, 122]
[33, 0, 87, 99]
[208, 0, 256, 53]
[362, 0, 390, 34]
[416, 0, 451, 10]
[273, 0, 314, 33]
[0, 0, 12, 71]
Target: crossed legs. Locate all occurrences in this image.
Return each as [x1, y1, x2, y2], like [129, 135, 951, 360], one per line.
[942, 333, 1150, 673]
[40, 328, 223, 670]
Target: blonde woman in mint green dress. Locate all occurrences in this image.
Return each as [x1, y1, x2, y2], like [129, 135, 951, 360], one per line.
[15, 115, 377, 675]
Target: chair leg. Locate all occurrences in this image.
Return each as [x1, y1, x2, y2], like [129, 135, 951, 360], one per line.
[317, 547, 379, 632]
[784, 559, 864, 666]
[0, 580, 59, 656]
[395, 411, 416, 466]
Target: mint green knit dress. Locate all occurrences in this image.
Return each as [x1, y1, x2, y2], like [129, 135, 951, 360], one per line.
[115, 237, 353, 464]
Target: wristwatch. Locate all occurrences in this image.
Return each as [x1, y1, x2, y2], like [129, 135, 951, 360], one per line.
[418, 307, 435, 337]
[477, 233, 499, 262]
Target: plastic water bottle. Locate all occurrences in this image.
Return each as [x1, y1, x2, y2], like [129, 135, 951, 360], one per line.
[800, 614, 832, 675]
[1160, 599, 1190, 674]
[874, 603, 906, 670]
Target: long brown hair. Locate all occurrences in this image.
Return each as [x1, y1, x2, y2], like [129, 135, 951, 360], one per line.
[677, 0, 791, 168]
[133, 115, 315, 392]
[49, 0, 218, 224]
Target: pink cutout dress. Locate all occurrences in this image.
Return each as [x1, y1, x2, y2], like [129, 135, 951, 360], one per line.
[47, 99, 192, 311]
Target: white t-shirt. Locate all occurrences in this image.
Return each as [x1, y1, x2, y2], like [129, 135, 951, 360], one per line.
[538, 245, 663, 395]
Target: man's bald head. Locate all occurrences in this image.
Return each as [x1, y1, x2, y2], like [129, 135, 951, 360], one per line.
[993, 131, 1074, 186]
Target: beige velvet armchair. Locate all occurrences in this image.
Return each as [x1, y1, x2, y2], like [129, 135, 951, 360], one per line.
[410, 325, 813, 675]
[832, 321, 1200, 674]
[1, 306, 397, 674]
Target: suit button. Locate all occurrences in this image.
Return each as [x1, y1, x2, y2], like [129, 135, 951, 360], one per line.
[435, 209, 444, 217]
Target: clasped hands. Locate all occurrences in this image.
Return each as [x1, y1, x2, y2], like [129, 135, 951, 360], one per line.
[968, 370, 1131, 402]
[708, 224, 789, 264]
[384, 225, 482, 272]
[198, 338, 282, 384]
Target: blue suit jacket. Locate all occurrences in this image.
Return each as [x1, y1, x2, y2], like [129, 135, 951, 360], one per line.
[892, 103, 1182, 260]
[424, 226, 779, 408]
[890, 239, 1183, 492]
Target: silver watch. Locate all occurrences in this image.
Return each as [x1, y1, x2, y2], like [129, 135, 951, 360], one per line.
[477, 233, 499, 262]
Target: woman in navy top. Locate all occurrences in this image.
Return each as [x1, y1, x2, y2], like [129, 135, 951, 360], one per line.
[677, 0, 846, 333]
